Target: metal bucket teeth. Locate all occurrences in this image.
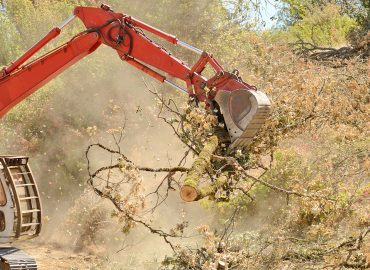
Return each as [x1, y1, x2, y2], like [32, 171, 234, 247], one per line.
[215, 89, 271, 150]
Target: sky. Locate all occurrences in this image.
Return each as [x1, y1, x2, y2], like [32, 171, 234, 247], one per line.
[261, 1, 280, 29]
[223, 0, 281, 30]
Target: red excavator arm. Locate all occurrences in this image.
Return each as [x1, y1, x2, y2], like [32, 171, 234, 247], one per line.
[0, 4, 270, 149]
[0, 6, 272, 263]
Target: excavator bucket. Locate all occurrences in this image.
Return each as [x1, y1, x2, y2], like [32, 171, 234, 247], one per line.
[215, 88, 271, 149]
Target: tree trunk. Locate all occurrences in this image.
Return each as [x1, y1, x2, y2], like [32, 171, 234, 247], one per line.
[180, 135, 219, 202]
[198, 174, 227, 200]
[217, 261, 227, 270]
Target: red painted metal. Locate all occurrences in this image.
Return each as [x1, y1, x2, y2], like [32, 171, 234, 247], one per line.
[125, 56, 166, 83]
[0, 32, 100, 117]
[125, 17, 178, 44]
[0, 5, 255, 118]
[3, 27, 61, 76]
[73, 7, 197, 83]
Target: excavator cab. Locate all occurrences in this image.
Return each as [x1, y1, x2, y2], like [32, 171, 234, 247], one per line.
[0, 156, 42, 243]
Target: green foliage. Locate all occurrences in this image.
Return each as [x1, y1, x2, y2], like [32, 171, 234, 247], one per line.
[279, 0, 366, 46]
[280, 0, 367, 24]
[289, 3, 357, 46]
[0, 13, 22, 64]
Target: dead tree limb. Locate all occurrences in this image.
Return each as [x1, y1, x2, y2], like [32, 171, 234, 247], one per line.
[291, 39, 369, 65]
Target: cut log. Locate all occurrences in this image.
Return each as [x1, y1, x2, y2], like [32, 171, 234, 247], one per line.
[217, 260, 227, 270]
[180, 136, 219, 202]
[198, 174, 228, 200]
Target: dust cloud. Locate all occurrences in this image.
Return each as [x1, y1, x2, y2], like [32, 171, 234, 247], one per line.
[10, 43, 214, 268]
[1, 1, 223, 268]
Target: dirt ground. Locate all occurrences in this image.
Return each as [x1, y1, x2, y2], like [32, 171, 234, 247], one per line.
[15, 242, 105, 270]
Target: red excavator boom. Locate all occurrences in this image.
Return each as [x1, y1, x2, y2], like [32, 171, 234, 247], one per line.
[0, 4, 270, 149]
[0, 4, 271, 268]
